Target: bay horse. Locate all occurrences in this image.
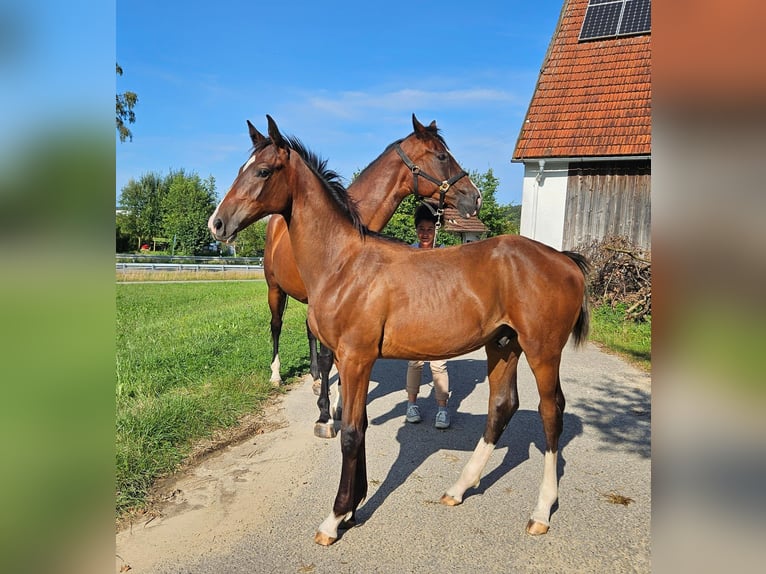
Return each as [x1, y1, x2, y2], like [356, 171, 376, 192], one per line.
[209, 116, 589, 545]
[263, 115, 482, 439]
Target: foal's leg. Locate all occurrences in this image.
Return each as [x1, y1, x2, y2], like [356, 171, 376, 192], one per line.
[315, 358, 372, 546]
[314, 343, 337, 439]
[525, 354, 564, 535]
[442, 340, 521, 505]
[267, 286, 288, 386]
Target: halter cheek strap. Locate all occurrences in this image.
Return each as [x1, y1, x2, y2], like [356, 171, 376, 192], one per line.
[395, 144, 469, 213]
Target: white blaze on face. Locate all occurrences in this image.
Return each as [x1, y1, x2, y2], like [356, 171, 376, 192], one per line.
[242, 154, 257, 172]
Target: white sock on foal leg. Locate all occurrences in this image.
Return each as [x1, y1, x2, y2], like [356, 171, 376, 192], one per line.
[269, 355, 282, 385]
[442, 438, 495, 504]
[528, 450, 558, 534]
[316, 510, 352, 545]
[331, 385, 342, 419]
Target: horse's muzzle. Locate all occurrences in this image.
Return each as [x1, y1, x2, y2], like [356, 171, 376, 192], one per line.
[208, 215, 235, 243]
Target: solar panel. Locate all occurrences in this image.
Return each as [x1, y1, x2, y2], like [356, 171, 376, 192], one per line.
[579, 0, 651, 41]
[619, 0, 651, 36]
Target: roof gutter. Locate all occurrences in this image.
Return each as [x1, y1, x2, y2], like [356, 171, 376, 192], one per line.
[511, 155, 651, 164]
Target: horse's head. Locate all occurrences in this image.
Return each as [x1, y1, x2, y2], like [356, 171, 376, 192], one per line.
[208, 115, 292, 243]
[398, 114, 482, 218]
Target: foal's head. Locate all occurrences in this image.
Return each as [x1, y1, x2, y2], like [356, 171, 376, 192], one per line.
[209, 115, 358, 243]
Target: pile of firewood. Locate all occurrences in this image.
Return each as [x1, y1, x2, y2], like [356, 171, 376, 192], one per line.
[577, 236, 651, 322]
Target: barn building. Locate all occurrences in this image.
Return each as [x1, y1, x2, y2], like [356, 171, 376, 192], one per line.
[513, 0, 651, 251]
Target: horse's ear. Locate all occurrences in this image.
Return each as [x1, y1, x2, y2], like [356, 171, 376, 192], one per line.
[412, 114, 437, 135]
[247, 120, 266, 146]
[266, 115, 287, 150]
[412, 113, 425, 133]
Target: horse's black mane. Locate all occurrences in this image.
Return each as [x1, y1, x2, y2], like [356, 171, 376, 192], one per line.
[355, 123, 447, 182]
[254, 135, 368, 236]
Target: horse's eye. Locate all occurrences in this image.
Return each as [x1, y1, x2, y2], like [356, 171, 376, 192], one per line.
[437, 153, 448, 161]
[257, 168, 272, 178]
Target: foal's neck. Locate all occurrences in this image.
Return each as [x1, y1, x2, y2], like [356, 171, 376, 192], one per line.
[285, 157, 363, 288]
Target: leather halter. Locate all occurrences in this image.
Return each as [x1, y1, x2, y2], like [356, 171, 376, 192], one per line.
[395, 144, 469, 214]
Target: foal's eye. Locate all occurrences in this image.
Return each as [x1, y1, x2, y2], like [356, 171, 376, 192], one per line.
[256, 168, 272, 178]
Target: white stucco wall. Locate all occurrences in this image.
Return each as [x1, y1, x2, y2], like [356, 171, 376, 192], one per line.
[519, 161, 570, 250]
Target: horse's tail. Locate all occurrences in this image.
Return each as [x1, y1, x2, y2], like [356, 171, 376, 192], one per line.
[562, 251, 590, 348]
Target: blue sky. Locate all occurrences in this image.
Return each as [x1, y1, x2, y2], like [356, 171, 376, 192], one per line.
[117, 1, 563, 206]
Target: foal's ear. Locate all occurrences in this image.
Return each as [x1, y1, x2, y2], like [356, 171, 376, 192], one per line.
[412, 113, 437, 135]
[247, 120, 266, 146]
[266, 115, 288, 150]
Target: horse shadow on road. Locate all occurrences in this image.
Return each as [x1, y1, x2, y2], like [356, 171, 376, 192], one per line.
[352, 357, 585, 529]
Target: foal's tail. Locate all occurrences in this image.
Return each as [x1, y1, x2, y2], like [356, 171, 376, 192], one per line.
[563, 251, 591, 348]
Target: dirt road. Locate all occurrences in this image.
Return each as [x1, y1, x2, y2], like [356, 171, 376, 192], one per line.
[116, 343, 650, 573]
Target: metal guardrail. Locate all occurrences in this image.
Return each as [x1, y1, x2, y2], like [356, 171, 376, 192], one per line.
[117, 253, 263, 265]
[116, 262, 263, 272]
[116, 254, 264, 273]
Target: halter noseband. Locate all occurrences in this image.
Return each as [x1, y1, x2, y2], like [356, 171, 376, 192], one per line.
[395, 144, 469, 214]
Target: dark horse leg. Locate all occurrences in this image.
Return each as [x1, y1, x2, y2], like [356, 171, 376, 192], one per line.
[315, 358, 372, 545]
[267, 285, 288, 386]
[307, 323, 321, 393]
[314, 342, 338, 439]
[442, 334, 521, 506]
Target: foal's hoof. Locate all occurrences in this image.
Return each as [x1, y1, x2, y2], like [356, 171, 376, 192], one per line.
[440, 493, 462, 506]
[314, 531, 337, 546]
[526, 519, 550, 535]
[311, 380, 321, 396]
[314, 421, 337, 439]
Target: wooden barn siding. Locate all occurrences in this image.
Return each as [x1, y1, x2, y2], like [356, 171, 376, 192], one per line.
[563, 161, 651, 251]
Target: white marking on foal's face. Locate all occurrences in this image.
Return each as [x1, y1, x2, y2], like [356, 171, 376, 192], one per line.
[241, 154, 256, 173]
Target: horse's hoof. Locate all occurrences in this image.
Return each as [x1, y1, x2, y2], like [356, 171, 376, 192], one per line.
[526, 519, 550, 535]
[311, 380, 321, 396]
[314, 531, 337, 546]
[314, 422, 337, 439]
[440, 493, 462, 506]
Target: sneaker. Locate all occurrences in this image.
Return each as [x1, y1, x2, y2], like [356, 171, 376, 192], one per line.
[405, 403, 422, 423]
[434, 409, 450, 429]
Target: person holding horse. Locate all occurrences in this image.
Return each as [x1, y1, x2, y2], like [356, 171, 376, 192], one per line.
[405, 203, 451, 429]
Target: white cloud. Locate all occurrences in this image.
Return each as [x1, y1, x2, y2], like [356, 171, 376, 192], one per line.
[306, 86, 524, 118]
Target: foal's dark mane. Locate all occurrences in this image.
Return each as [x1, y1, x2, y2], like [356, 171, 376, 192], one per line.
[355, 123, 446, 182]
[254, 135, 367, 237]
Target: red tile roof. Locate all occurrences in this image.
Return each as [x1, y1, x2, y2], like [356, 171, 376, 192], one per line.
[442, 207, 487, 234]
[513, 0, 651, 160]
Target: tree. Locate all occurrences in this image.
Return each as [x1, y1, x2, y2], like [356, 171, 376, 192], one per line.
[116, 63, 138, 142]
[117, 171, 167, 250]
[233, 219, 268, 257]
[500, 203, 521, 235]
[161, 170, 217, 255]
[468, 168, 503, 236]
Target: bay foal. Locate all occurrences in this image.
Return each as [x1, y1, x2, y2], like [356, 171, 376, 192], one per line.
[210, 116, 589, 545]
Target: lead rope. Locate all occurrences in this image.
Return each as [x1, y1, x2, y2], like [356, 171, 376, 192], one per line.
[434, 206, 443, 247]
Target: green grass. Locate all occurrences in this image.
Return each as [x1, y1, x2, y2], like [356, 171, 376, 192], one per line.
[116, 281, 309, 515]
[588, 303, 651, 372]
